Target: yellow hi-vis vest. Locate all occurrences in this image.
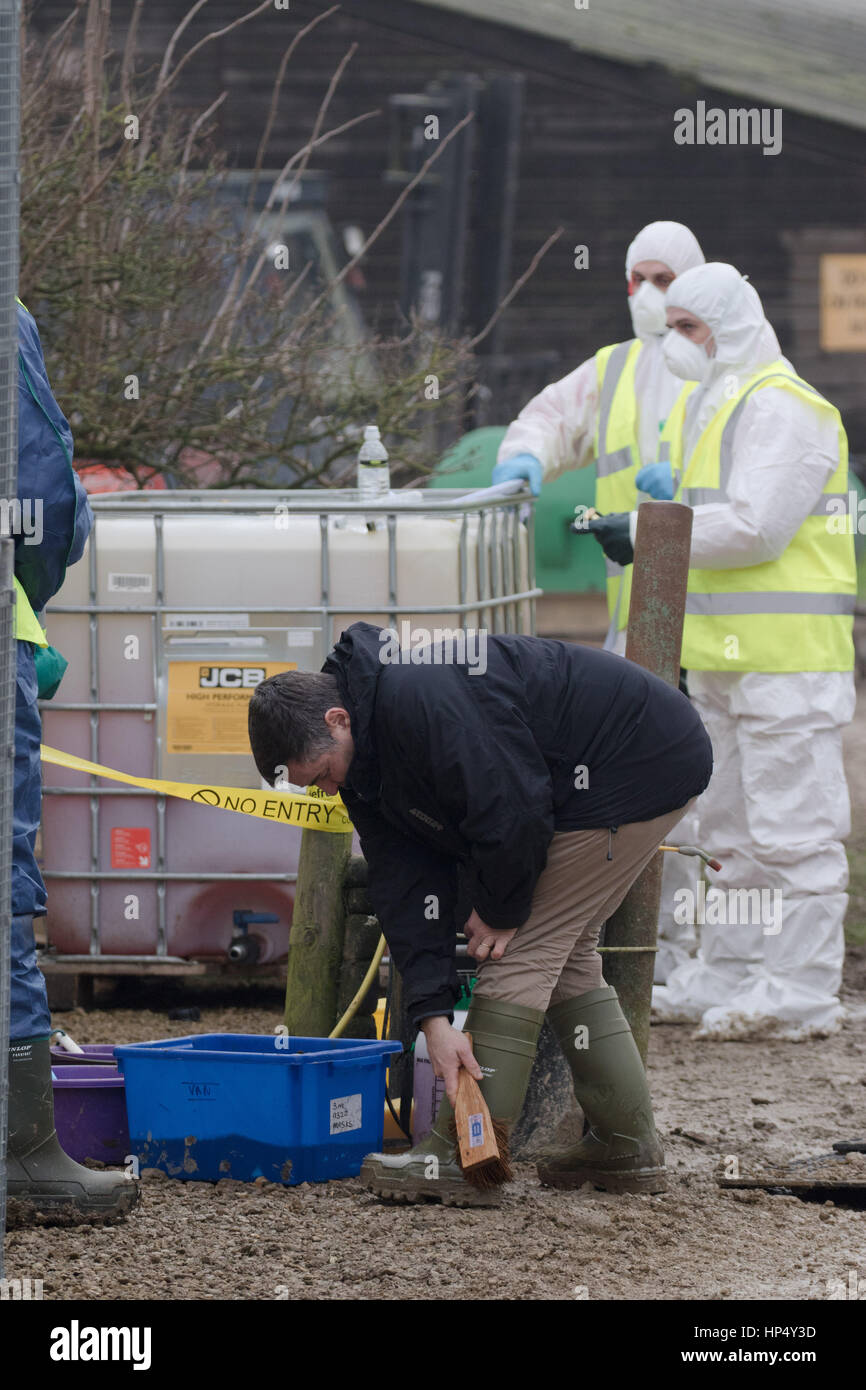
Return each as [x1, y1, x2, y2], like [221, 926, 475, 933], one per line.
[664, 360, 856, 673]
[592, 340, 644, 629]
[13, 576, 48, 647]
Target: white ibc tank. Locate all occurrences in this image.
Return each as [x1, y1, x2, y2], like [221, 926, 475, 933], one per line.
[41, 491, 533, 963]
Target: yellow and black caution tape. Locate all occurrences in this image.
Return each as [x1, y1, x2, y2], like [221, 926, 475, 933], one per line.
[40, 745, 354, 834]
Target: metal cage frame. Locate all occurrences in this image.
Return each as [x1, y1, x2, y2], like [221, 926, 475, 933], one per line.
[41, 487, 539, 965]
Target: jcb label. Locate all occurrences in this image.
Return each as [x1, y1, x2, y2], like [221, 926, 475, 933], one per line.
[329, 1093, 362, 1135]
[198, 666, 265, 688]
[166, 660, 296, 755]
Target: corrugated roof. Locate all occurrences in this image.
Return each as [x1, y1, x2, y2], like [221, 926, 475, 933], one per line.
[410, 0, 866, 131]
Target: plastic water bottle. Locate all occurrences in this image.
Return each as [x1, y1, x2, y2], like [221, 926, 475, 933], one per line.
[356, 425, 390, 503]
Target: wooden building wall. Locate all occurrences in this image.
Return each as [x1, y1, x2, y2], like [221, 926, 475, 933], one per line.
[30, 0, 866, 457]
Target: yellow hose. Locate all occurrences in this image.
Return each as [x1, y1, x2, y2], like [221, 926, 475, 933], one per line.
[329, 934, 386, 1039]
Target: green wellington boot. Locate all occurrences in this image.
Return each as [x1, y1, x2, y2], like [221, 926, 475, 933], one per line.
[361, 996, 544, 1207]
[536, 987, 667, 1194]
[7, 1036, 140, 1224]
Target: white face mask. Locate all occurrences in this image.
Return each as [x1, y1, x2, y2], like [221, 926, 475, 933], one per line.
[662, 328, 711, 381]
[628, 281, 667, 340]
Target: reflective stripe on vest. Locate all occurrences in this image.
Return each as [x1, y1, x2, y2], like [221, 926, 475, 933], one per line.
[669, 362, 855, 673]
[593, 339, 642, 628]
[657, 385, 695, 498]
[13, 576, 48, 646]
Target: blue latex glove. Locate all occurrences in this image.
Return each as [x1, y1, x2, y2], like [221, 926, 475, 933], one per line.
[491, 454, 543, 497]
[635, 460, 674, 500]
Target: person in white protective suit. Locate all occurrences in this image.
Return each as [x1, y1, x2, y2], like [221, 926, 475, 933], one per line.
[640, 262, 857, 1039]
[492, 220, 706, 983]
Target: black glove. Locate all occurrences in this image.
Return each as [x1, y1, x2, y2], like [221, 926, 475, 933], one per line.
[577, 511, 634, 566]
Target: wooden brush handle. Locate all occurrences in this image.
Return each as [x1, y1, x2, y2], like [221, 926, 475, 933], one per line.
[454, 1032, 501, 1170]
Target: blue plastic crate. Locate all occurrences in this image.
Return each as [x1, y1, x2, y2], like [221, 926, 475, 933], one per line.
[114, 1033, 401, 1185]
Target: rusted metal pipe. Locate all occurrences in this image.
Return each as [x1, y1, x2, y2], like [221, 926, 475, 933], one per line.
[602, 501, 694, 1064]
[624, 501, 693, 686]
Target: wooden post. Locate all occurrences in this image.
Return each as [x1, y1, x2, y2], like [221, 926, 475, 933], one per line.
[283, 826, 354, 1036]
[336, 860, 382, 1041]
[385, 961, 414, 1136]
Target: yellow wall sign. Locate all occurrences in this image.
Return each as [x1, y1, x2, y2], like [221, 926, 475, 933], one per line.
[166, 661, 297, 755]
[820, 254, 866, 351]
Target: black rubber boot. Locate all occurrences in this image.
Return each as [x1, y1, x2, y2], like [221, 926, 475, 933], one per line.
[361, 995, 544, 1207]
[7, 1035, 140, 1224]
[536, 987, 667, 1194]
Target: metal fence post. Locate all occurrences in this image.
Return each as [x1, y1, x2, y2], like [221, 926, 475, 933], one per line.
[0, 0, 21, 1279]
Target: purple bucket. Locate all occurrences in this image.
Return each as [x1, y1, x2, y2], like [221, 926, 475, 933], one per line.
[52, 1065, 130, 1165]
[50, 1042, 117, 1068]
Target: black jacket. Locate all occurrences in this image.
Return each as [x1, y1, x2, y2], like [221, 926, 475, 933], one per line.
[324, 623, 713, 1026]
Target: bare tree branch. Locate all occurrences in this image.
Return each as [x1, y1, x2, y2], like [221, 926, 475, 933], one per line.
[187, 105, 380, 371]
[20, 5, 547, 491]
[302, 110, 476, 324]
[157, 0, 211, 87]
[136, 0, 274, 170]
[179, 90, 228, 189]
[219, 40, 359, 347]
[467, 227, 564, 349]
[245, 5, 340, 222]
[120, 0, 145, 112]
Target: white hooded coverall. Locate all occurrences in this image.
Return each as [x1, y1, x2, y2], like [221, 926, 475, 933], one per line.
[497, 220, 705, 496]
[497, 220, 706, 981]
[651, 264, 856, 1038]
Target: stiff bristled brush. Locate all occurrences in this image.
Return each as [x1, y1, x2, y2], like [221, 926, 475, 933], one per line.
[448, 1033, 513, 1189]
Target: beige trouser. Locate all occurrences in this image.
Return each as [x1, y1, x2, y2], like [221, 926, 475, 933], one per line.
[474, 798, 698, 1010]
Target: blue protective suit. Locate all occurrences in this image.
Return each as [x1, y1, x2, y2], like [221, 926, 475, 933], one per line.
[11, 302, 92, 1037]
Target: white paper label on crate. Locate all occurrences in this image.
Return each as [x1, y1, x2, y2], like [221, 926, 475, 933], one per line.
[164, 613, 250, 631]
[287, 629, 315, 647]
[329, 1093, 363, 1135]
[107, 572, 153, 593]
[468, 1112, 485, 1148]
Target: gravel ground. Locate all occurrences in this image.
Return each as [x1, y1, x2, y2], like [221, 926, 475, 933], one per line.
[4, 703, 866, 1302]
[4, 999, 865, 1301]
